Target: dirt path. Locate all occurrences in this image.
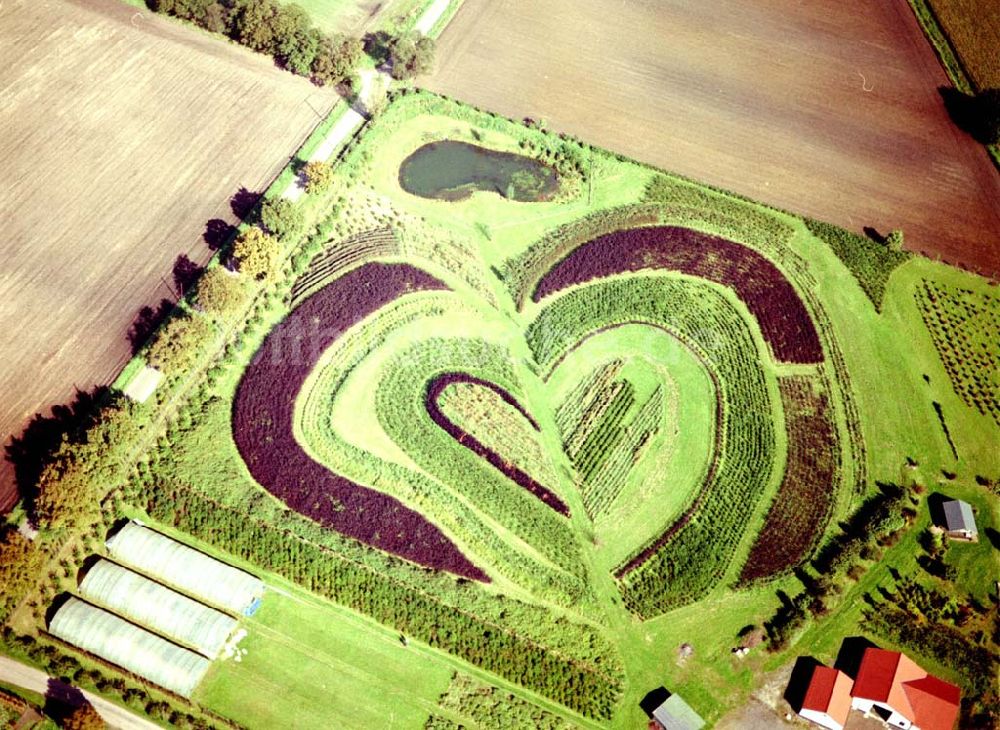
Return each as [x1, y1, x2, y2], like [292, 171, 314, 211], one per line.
[426, 0, 1000, 277]
[0, 0, 338, 509]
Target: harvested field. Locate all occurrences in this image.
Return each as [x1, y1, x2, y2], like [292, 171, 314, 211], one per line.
[925, 0, 1000, 89]
[0, 0, 338, 509]
[427, 0, 1000, 276]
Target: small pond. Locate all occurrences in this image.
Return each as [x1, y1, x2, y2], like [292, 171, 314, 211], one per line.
[398, 140, 559, 202]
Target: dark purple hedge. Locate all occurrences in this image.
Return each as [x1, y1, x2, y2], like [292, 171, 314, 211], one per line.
[426, 373, 569, 516]
[233, 262, 487, 581]
[533, 226, 823, 364]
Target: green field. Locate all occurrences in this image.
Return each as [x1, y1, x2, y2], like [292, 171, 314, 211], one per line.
[15, 87, 996, 729]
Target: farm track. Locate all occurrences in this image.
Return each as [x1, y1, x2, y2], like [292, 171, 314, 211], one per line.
[0, 0, 339, 509]
[427, 0, 1000, 277]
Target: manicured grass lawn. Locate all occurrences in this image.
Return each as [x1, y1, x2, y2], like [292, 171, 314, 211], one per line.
[196, 587, 452, 729]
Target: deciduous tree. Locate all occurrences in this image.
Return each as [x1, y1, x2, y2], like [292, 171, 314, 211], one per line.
[62, 701, 105, 730]
[303, 160, 335, 194]
[312, 33, 363, 86]
[260, 197, 304, 237]
[195, 266, 247, 317]
[388, 33, 435, 80]
[233, 226, 282, 279]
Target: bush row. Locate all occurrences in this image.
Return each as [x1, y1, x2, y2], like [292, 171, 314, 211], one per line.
[133, 480, 624, 719]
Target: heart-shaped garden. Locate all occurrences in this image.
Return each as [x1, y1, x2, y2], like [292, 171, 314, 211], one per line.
[233, 208, 842, 615]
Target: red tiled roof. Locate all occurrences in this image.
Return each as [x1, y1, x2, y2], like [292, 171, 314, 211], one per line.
[852, 648, 902, 702]
[803, 666, 839, 712]
[802, 665, 853, 727]
[851, 648, 961, 730]
[903, 675, 961, 730]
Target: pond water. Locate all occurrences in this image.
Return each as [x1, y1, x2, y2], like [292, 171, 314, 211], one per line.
[398, 140, 559, 202]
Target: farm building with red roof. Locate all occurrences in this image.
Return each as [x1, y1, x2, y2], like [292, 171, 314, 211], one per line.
[850, 648, 960, 730]
[798, 665, 854, 730]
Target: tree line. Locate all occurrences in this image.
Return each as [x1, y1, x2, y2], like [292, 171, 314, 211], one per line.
[148, 0, 436, 84]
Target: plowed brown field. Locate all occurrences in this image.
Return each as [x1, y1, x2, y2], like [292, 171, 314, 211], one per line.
[427, 0, 1000, 276]
[0, 0, 338, 510]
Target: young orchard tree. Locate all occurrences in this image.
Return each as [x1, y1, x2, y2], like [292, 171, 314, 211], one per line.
[233, 226, 281, 279]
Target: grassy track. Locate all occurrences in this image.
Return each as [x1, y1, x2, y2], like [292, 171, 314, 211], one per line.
[197, 589, 452, 728]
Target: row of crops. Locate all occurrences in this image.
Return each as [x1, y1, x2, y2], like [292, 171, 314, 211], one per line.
[290, 226, 400, 306]
[738, 375, 841, 584]
[436, 378, 563, 499]
[556, 360, 665, 520]
[295, 295, 588, 605]
[425, 672, 579, 729]
[231, 261, 488, 580]
[499, 203, 663, 307]
[133, 478, 625, 719]
[532, 225, 823, 364]
[375, 337, 591, 604]
[915, 278, 1000, 425]
[428, 373, 568, 514]
[526, 276, 776, 617]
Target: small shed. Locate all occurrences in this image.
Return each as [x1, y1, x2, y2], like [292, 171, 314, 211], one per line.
[942, 499, 977, 539]
[652, 694, 705, 730]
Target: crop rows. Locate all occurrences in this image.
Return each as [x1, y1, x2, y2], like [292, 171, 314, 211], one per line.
[500, 204, 663, 306]
[374, 337, 590, 599]
[527, 276, 775, 616]
[231, 262, 487, 580]
[915, 279, 1000, 425]
[532, 225, 823, 364]
[135, 479, 624, 719]
[429, 672, 580, 730]
[400, 228, 500, 307]
[427, 373, 569, 515]
[435, 378, 563, 505]
[294, 297, 586, 604]
[290, 227, 400, 306]
[559, 363, 664, 519]
[738, 375, 840, 584]
[555, 360, 623, 439]
[582, 386, 663, 519]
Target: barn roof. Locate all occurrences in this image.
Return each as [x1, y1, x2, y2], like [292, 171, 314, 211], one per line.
[903, 675, 961, 730]
[942, 500, 976, 533]
[852, 648, 961, 730]
[801, 665, 853, 727]
[652, 694, 705, 730]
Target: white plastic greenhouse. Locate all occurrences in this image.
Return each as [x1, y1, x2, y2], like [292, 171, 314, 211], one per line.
[49, 598, 209, 697]
[106, 522, 264, 615]
[79, 560, 237, 658]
